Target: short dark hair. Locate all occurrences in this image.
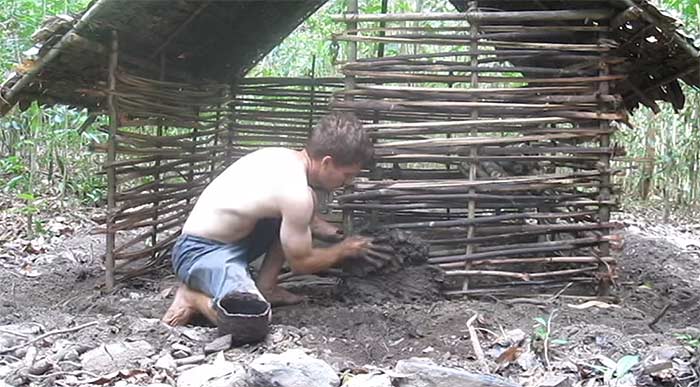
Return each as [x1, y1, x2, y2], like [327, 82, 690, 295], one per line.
[306, 112, 373, 166]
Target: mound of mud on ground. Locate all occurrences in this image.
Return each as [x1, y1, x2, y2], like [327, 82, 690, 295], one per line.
[334, 229, 442, 304]
[337, 265, 445, 305]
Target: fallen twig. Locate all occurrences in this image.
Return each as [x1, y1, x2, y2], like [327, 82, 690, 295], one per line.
[548, 282, 574, 302]
[544, 310, 556, 370]
[0, 328, 30, 339]
[467, 313, 488, 372]
[648, 302, 672, 330]
[175, 354, 206, 366]
[25, 370, 98, 380]
[0, 321, 100, 354]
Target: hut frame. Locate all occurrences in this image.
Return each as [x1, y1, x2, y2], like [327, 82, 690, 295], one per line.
[1, 0, 698, 295]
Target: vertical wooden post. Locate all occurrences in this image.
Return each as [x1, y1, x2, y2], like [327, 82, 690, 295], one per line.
[151, 52, 166, 260]
[308, 55, 316, 133]
[342, 0, 359, 235]
[462, 1, 479, 291]
[377, 0, 388, 58]
[597, 26, 612, 296]
[105, 30, 119, 290]
[227, 85, 237, 165]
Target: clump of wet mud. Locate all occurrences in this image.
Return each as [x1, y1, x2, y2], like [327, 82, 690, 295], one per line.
[335, 229, 442, 304]
[342, 229, 430, 277]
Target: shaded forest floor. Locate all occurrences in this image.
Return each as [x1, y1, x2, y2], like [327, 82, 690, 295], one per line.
[1, 196, 699, 386]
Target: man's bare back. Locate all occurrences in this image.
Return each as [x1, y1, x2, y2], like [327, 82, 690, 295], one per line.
[182, 147, 312, 244]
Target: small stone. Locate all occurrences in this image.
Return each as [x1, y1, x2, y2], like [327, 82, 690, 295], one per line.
[80, 340, 155, 374]
[516, 351, 540, 370]
[539, 374, 572, 387]
[647, 346, 690, 361]
[204, 334, 232, 355]
[155, 352, 177, 372]
[28, 359, 52, 376]
[171, 343, 192, 358]
[343, 372, 392, 387]
[176, 356, 245, 387]
[248, 348, 339, 387]
[394, 357, 520, 387]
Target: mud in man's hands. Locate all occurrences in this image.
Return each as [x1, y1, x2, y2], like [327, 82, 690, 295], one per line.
[341, 230, 429, 277]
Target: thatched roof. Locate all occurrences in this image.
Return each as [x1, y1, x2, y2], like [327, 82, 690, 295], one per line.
[449, 0, 700, 113]
[0, 0, 325, 114]
[1, 0, 698, 115]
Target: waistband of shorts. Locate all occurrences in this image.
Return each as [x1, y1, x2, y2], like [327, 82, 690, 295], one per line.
[178, 233, 230, 246]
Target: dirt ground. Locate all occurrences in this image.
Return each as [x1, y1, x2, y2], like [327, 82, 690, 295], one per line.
[1, 202, 699, 386]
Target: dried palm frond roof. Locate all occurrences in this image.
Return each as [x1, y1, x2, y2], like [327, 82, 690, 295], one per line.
[1, 0, 698, 116]
[449, 0, 700, 113]
[0, 0, 326, 114]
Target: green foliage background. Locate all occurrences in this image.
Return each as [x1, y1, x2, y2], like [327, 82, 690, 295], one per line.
[0, 0, 698, 215]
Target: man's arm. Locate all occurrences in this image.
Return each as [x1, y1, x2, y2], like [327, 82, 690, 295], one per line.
[310, 214, 344, 242]
[279, 191, 369, 274]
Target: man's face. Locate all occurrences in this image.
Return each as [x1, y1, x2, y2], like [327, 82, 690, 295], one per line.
[317, 157, 362, 191]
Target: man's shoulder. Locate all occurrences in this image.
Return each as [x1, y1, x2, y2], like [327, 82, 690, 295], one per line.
[249, 147, 298, 159]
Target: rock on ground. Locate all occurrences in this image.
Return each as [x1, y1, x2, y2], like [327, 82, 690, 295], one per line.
[247, 348, 339, 387]
[343, 372, 393, 387]
[80, 340, 155, 374]
[177, 353, 245, 387]
[394, 358, 521, 387]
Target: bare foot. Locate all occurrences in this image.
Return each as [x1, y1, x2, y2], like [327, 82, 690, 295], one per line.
[260, 286, 305, 306]
[162, 286, 196, 326]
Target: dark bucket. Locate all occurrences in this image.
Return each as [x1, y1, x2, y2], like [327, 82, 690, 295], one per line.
[215, 292, 271, 344]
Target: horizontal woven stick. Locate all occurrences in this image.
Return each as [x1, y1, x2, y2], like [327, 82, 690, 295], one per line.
[365, 117, 570, 130]
[461, 256, 615, 266]
[434, 241, 609, 268]
[347, 25, 608, 34]
[113, 215, 186, 257]
[374, 132, 591, 148]
[341, 70, 625, 84]
[444, 266, 599, 280]
[431, 234, 611, 258]
[331, 9, 613, 23]
[379, 210, 598, 230]
[352, 49, 596, 63]
[337, 197, 614, 210]
[342, 61, 593, 75]
[351, 83, 592, 95]
[444, 278, 596, 297]
[375, 154, 600, 163]
[106, 206, 191, 233]
[339, 91, 616, 105]
[351, 171, 602, 190]
[114, 232, 181, 262]
[376, 146, 612, 158]
[332, 102, 624, 121]
[335, 34, 610, 51]
[348, 191, 598, 203]
[347, 181, 609, 199]
[118, 119, 217, 130]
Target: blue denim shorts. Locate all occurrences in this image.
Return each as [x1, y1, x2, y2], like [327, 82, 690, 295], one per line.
[171, 218, 281, 303]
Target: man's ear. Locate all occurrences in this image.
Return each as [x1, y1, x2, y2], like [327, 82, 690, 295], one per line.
[320, 155, 334, 167]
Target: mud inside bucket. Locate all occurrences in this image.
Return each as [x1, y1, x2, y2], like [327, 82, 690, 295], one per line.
[215, 292, 271, 344]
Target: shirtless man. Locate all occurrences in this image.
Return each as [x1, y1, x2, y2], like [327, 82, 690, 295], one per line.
[161, 112, 377, 337]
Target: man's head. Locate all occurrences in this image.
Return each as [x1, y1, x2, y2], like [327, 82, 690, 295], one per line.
[306, 112, 373, 191]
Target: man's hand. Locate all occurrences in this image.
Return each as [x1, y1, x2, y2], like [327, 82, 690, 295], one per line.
[340, 236, 395, 269]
